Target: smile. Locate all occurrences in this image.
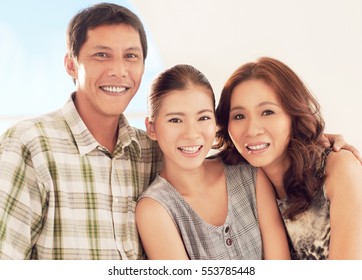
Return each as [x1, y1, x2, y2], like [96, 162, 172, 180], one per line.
[178, 145, 202, 154]
[246, 143, 270, 151]
[100, 86, 128, 93]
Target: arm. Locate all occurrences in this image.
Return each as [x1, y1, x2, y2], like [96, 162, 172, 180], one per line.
[325, 150, 362, 259]
[321, 134, 362, 164]
[0, 135, 41, 259]
[255, 168, 290, 260]
[135, 197, 189, 260]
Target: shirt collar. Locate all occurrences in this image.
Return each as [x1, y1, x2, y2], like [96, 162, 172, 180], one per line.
[114, 114, 142, 159]
[62, 93, 141, 158]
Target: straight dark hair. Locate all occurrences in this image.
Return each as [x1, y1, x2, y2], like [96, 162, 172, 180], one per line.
[66, 2, 147, 61]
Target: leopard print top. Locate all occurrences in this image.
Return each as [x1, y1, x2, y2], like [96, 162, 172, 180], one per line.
[277, 149, 332, 260]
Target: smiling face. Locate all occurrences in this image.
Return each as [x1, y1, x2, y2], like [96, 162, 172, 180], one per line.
[146, 85, 216, 172]
[228, 79, 292, 170]
[65, 24, 144, 121]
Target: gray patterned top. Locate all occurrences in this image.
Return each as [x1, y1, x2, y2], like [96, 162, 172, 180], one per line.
[139, 162, 262, 260]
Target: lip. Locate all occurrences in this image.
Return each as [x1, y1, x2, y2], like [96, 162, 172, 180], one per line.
[100, 85, 130, 96]
[177, 145, 203, 157]
[245, 142, 270, 154]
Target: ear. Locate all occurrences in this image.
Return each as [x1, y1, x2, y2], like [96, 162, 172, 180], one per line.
[64, 53, 77, 79]
[145, 117, 157, 141]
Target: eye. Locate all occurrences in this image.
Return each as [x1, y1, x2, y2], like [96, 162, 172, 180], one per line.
[96, 53, 106, 57]
[262, 110, 274, 116]
[125, 53, 139, 59]
[198, 115, 212, 121]
[233, 113, 245, 120]
[94, 52, 109, 59]
[168, 118, 182, 123]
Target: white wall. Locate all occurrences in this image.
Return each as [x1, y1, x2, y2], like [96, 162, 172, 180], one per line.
[134, 0, 362, 151]
[1, 0, 361, 151]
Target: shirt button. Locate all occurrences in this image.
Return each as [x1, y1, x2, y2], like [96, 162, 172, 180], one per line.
[225, 226, 230, 233]
[226, 238, 232, 246]
[114, 198, 119, 203]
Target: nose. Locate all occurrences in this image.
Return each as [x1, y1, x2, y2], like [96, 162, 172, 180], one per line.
[183, 120, 201, 139]
[246, 118, 264, 137]
[108, 58, 127, 77]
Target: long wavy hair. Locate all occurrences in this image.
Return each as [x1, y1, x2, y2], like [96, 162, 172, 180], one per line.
[214, 57, 326, 219]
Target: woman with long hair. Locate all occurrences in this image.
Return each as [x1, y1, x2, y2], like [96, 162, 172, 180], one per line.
[214, 57, 362, 259]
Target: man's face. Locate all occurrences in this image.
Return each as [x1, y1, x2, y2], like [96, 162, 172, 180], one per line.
[65, 24, 145, 120]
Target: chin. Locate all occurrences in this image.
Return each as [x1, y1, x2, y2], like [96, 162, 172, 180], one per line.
[244, 158, 266, 168]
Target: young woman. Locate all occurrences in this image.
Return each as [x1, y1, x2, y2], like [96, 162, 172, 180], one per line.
[214, 57, 362, 259]
[135, 64, 290, 260]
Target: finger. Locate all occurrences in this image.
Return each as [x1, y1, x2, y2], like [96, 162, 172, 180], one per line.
[332, 141, 343, 151]
[321, 139, 331, 148]
[320, 135, 331, 148]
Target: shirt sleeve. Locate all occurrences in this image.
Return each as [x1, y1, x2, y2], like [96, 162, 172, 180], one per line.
[0, 130, 45, 259]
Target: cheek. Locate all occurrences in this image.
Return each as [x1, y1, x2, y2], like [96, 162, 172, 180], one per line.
[131, 65, 145, 83]
[228, 123, 239, 142]
[228, 124, 247, 154]
[207, 123, 217, 141]
[275, 120, 292, 146]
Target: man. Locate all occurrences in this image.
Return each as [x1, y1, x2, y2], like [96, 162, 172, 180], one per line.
[0, 3, 162, 260]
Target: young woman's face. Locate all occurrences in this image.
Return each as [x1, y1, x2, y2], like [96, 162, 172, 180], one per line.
[147, 85, 216, 171]
[228, 79, 292, 169]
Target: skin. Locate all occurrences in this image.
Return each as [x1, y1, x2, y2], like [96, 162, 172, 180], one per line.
[136, 84, 290, 259]
[228, 80, 292, 198]
[228, 79, 362, 259]
[64, 24, 145, 153]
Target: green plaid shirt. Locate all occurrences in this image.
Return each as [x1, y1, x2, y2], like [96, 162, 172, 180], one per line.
[0, 94, 162, 259]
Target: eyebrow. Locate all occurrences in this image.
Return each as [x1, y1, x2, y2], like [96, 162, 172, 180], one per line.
[164, 109, 214, 117]
[92, 45, 142, 52]
[230, 101, 280, 112]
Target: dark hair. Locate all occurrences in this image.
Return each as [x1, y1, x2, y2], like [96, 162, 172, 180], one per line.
[66, 2, 147, 60]
[214, 57, 326, 219]
[148, 64, 215, 120]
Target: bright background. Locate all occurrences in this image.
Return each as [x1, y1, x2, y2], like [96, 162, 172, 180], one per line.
[1, 0, 361, 151]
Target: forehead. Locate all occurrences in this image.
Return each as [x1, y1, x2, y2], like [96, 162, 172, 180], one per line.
[84, 24, 142, 49]
[159, 86, 214, 110]
[232, 79, 279, 102]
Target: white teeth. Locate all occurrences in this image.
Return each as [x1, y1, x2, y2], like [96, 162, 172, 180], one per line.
[247, 144, 269, 150]
[101, 86, 126, 93]
[178, 146, 202, 154]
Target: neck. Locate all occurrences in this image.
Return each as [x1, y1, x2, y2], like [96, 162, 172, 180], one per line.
[262, 159, 290, 199]
[160, 162, 208, 196]
[74, 98, 120, 154]
[90, 119, 119, 153]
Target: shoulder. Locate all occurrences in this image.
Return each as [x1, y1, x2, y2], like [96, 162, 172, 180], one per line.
[140, 176, 180, 208]
[326, 149, 361, 176]
[1, 110, 63, 146]
[131, 126, 148, 139]
[224, 161, 257, 181]
[325, 150, 362, 200]
[131, 126, 161, 152]
[136, 196, 175, 228]
[141, 176, 167, 197]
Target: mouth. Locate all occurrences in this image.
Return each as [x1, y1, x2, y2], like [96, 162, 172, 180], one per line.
[100, 86, 129, 94]
[245, 143, 270, 152]
[177, 145, 203, 154]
